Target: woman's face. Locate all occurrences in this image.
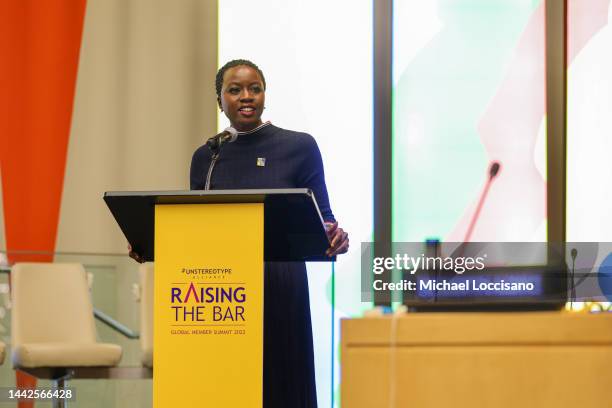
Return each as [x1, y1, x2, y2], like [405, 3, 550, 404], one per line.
[219, 65, 265, 132]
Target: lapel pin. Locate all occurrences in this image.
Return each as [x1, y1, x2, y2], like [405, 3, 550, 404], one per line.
[257, 158, 266, 167]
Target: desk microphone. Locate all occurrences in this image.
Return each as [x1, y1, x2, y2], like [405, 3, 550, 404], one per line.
[463, 161, 502, 242]
[570, 248, 578, 306]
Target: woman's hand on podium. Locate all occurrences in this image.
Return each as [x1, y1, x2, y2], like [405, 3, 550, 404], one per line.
[325, 221, 349, 257]
[128, 244, 145, 263]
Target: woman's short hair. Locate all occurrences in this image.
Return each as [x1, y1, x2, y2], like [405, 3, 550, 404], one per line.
[215, 59, 266, 98]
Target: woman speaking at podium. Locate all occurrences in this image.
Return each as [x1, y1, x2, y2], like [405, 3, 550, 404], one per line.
[190, 59, 349, 407]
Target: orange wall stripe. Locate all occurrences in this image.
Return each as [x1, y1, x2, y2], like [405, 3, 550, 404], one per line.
[0, 0, 87, 264]
[0, 2, 87, 406]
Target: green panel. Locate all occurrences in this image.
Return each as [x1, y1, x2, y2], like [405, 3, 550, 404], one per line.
[393, 0, 542, 242]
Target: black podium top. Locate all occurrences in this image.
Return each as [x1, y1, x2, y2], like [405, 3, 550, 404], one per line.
[103, 188, 332, 262]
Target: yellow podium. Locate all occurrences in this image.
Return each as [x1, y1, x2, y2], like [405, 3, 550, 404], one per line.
[104, 189, 330, 407]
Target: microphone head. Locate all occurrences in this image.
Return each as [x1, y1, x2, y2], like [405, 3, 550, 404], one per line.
[224, 127, 238, 143]
[571, 248, 578, 259]
[205, 137, 220, 151]
[489, 161, 501, 179]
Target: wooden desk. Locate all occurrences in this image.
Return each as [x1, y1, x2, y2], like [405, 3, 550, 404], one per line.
[341, 312, 612, 408]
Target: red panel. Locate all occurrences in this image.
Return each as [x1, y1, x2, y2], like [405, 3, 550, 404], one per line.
[568, 0, 611, 59]
[0, 0, 86, 263]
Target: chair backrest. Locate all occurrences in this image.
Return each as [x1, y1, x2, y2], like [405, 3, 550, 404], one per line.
[11, 263, 98, 345]
[139, 263, 154, 365]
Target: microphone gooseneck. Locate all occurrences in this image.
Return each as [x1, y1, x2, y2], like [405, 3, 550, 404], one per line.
[463, 161, 502, 242]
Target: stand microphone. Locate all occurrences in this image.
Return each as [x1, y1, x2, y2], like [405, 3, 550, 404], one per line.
[463, 161, 501, 242]
[204, 127, 238, 190]
[206, 127, 238, 153]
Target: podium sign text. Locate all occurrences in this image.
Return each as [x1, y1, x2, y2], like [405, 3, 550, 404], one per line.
[153, 203, 264, 407]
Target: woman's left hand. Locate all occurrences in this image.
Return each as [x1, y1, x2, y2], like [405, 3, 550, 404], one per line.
[325, 221, 349, 257]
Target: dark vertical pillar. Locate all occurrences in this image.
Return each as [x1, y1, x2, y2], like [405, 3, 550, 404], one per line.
[373, 0, 393, 305]
[546, 0, 567, 243]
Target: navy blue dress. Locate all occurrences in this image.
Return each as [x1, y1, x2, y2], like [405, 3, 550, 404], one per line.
[190, 123, 334, 408]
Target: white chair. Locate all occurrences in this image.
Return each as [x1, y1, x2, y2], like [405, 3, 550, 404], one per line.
[11, 262, 123, 407]
[139, 263, 154, 368]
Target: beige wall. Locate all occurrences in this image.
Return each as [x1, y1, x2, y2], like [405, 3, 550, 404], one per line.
[54, 0, 218, 254]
